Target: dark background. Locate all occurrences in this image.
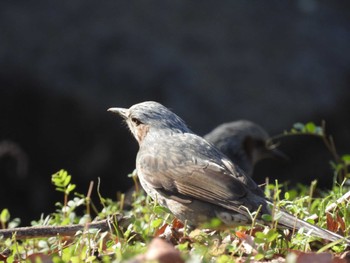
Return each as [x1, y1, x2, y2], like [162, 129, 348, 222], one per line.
[0, 1, 349, 225]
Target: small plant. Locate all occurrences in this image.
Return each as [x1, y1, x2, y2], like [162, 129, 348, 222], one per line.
[0, 208, 20, 230]
[0, 209, 10, 229]
[51, 169, 76, 211]
[272, 121, 350, 183]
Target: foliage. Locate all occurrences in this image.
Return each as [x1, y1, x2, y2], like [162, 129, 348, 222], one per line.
[0, 122, 349, 262]
[274, 121, 350, 183]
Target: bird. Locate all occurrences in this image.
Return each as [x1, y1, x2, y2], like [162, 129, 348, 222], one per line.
[204, 120, 285, 177]
[108, 101, 348, 243]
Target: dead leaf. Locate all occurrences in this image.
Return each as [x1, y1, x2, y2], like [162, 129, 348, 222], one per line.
[155, 223, 169, 237]
[327, 213, 338, 233]
[235, 231, 247, 239]
[336, 213, 346, 233]
[172, 218, 184, 230]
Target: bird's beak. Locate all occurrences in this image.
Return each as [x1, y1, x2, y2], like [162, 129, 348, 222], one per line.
[107, 107, 129, 119]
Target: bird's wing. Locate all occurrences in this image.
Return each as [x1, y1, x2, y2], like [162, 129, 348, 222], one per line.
[137, 133, 266, 213]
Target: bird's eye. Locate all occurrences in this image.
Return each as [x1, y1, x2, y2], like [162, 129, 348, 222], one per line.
[131, 117, 142, 126]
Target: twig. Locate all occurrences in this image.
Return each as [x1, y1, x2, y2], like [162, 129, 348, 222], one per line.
[0, 214, 130, 239]
[308, 190, 350, 221]
[321, 120, 340, 164]
[86, 181, 94, 216]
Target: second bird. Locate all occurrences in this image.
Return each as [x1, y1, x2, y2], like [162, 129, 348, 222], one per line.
[204, 120, 284, 177]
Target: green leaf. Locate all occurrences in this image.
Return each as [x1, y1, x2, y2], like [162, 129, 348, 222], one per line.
[52, 169, 69, 187]
[55, 187, 65, 192]
[341, 154, 350, 165]
[305, 122, 316, 133]
[177, 242, 189, 251]
[254, 237, 265, 244]
[8, 218, 20, 228]
[86, 256, 96, 262]
[255, 232, 266, 239]
[66, 183, 76, 193]
[63, 175, 71, 187]
[254, 253, 265, 260]
[70, 256, 80, 263]
[153, 205, 170, 214]
[151, 218, 163, 228]
[51, 176, 63, 187]
[0, 208, 10, 223]
[261, 214, 272, 222]
[201, 218, 222, 228]
[266, 229, 279, 242]
[284, 192, 290, 200]
[293, 122, 305, 132]
[216, 255, 232, 263]
[265, 249, 275, 259]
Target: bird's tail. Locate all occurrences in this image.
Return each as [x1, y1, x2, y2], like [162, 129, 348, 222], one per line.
[276, 210, 349, 244]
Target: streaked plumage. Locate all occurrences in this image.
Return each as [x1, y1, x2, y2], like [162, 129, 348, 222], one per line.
[108, 101, 348, 243]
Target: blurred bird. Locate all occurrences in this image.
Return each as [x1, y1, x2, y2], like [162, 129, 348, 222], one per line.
[108, 101, 348, 243]
[204, 120, 285, 176]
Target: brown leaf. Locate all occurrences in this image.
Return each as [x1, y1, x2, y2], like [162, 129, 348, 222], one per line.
[235, 231, 247, 239]
[172, 218, 184, 230]
[154, 223, 169, 237]
[326, 212, 346, 235]
[327, 213, 338, 232]
[336, 213, 346, 233]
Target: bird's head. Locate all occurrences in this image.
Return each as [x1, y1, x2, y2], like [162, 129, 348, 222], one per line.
[108, 101, 191, 144]
[237, 121, 288, 164]
[205, 120, 287, 166]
